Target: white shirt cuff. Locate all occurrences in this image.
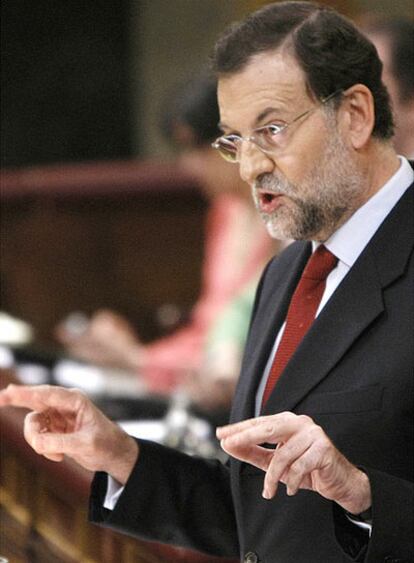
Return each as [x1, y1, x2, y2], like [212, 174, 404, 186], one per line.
[346, 513, 372, 537]
[103, 475, 125, 510]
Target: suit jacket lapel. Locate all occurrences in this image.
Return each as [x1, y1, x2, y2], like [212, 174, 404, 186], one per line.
[231, 242, 311, 422]
[261, 249, 383, 414]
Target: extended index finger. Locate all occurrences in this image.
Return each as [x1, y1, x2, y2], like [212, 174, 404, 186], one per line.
[216, 416, 270, 440]
[216, 412, 299, 440]
[0, 384, 84, 413]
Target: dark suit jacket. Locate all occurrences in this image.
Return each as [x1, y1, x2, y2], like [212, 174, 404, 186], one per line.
[89, 182, 413, 563]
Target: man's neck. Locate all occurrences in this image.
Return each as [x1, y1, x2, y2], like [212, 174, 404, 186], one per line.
[361, 143, 401, 203]
[313, 144, 400, 243]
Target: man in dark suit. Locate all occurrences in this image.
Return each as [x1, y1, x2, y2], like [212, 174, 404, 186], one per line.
[0, 2, 412, 562]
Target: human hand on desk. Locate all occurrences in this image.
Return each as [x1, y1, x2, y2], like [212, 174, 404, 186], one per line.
[56, 309, 144, 373]
[217, 412, 371, 516]
[185, 370, 237, 412]
[184, 343, 239, 411]
[0, 384, 138, 485]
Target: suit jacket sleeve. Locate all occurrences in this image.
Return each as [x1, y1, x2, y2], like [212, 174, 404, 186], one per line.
[89, 438, 240, 558]
[334, 467, 414, 562]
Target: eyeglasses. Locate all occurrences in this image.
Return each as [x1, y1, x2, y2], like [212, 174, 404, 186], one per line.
[212, 89, 343, 163]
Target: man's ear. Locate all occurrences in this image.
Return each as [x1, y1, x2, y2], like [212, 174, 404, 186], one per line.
[339, 84, 375, 149]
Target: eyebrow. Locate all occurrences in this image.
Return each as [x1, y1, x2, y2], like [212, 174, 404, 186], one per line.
[218, 105, 287, 134]
[256, 106, 285, 125]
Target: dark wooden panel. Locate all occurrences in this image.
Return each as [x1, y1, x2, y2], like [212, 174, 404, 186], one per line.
[1, 160, 207, 345]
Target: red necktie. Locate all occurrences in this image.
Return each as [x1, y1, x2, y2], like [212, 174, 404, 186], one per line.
[261, 245, 338, 408]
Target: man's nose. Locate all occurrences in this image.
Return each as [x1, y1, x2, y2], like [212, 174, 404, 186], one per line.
[238, 141, 274, 185]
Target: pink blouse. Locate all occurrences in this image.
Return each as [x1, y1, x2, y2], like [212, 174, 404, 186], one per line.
[141, 194, 274, 393]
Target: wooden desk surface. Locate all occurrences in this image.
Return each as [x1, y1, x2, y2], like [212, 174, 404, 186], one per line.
[0, 370, 238, 563]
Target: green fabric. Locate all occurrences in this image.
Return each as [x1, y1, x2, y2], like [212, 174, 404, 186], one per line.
[205, 281, 257, 356]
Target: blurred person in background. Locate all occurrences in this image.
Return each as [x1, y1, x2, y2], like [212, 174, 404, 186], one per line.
[1, 3, 413, 560]
[56, 72, 282, 412]
[361, 17, 414, 158]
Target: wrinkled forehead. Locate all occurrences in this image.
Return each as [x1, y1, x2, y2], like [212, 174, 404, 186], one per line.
[217, 50, 310, 132]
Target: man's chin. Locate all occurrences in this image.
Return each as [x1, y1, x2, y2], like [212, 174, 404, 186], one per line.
[261, 211, 298, 240]
[266, 221, 297, 241]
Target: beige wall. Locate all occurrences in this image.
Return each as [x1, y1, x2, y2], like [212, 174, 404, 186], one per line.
[129, 0, 246, 158]
[358, 0, 413, 16]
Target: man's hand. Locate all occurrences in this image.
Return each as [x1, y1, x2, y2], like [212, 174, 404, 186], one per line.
[0, 384, 138, 485]
[217, 412, 371, 515]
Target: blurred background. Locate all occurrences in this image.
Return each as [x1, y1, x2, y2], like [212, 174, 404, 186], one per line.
[0, 2, 413, 562]
[1, 0, 413, 344]
[2, 0, 413, 168]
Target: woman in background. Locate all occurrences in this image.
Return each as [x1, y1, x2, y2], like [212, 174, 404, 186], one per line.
[56, 73, 284, 412]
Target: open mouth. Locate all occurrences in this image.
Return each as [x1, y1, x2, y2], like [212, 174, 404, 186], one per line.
[257, 190, 284, 214]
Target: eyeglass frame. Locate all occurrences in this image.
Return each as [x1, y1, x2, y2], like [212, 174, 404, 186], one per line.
[211, 88, 344, 163]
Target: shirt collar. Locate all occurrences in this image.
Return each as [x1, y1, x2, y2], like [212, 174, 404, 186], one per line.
[313, 156, 413, 267]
